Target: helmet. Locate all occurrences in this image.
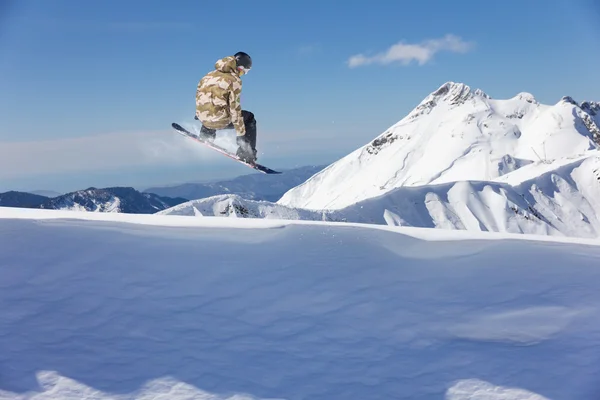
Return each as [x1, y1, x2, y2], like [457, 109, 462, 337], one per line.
[234, 52, 252, 73]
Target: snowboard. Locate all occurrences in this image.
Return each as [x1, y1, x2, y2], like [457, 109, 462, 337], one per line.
[171, 123, 281, 174]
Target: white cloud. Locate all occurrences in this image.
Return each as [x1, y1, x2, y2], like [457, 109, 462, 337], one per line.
[0, 128, 229, 179]
[347, 34, 474, 67]
[0, 124, 369, 184]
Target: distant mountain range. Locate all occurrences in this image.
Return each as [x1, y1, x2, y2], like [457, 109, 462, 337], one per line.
[0, 165, 326, 213]
[0, 187, 187, 213]
[0, 191, 50, 208]
[144, 165, 325, 202]
[29, 190, 63, 198]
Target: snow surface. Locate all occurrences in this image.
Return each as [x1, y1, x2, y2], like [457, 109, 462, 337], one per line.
[1, 207, 600, 399]
[160, 153, 600, 238]
[277, 82, 600, 210]
[52, 196, 121, 212]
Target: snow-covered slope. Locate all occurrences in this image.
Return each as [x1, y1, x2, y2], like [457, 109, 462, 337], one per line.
[1, 207, 600, 399]
[158, 193, 326, 220]
[359, 153, 600, 237]
[144, 165, 325, 202]
[161, 153, 600, 238]
[278, 82, 600, 210]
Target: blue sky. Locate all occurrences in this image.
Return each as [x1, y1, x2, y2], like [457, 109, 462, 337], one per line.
[0, 0, 599, 193]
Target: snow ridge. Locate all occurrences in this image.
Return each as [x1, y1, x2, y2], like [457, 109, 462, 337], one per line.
[157, 194, 325, 221]
[0, 372, 552, 400]
[407, 82, 489, 121]
[0, 371, 266, 400]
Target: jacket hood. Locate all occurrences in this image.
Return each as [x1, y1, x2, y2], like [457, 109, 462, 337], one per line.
[214, 56, 238, 74]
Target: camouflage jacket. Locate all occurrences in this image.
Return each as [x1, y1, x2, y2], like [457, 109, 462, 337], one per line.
[195, 56, 245, 136]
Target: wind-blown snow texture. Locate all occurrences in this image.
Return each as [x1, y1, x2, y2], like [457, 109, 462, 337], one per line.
[1, 207, 600, 399]
[277, 82, 600, 211]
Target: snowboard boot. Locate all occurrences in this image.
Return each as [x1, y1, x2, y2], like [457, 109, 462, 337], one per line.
[198, 125, 216, 142]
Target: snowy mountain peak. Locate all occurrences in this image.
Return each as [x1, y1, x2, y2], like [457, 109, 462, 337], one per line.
[408, 82, 489, 120]
[513, 92, 538, 104]
[278, 82, 600, 210]
[407, 81, 490, 119]
[431, 81, 490, 103]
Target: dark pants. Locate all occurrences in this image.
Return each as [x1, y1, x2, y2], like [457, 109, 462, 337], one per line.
[201, 110, 257, 150]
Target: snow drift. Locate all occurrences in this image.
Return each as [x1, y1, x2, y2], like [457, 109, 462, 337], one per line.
[1, 207, 600, 399]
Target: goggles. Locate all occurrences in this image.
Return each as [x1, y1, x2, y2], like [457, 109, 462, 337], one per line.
[238, 66, 251, 76]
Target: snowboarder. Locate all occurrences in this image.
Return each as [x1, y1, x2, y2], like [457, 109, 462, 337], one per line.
[194, 51, 257, 163]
